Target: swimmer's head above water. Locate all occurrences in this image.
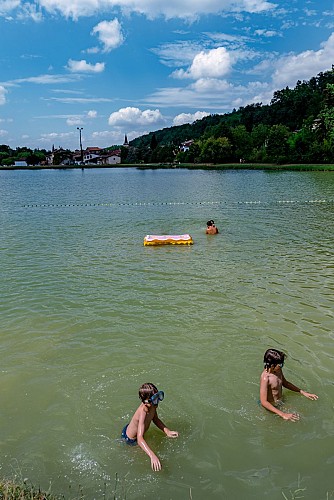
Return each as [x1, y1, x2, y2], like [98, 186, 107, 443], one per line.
[263, 348, 285, 370]
[139, 383, 164, 406]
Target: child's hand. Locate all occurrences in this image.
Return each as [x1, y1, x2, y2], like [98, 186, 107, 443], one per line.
[300, 390, 318, 400]
[282, 412, 300, 421]
[166, 429, 178, 438]
[150, 454, 162, 472]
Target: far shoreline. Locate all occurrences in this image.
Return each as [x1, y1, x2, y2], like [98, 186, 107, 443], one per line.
[1, 162, 334, 172]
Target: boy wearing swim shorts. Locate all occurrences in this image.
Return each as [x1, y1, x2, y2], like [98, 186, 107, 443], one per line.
[260, 348, 318, 421]
[121, 382, 178, 471]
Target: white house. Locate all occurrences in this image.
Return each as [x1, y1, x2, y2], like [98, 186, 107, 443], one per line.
[180, 140, 194, 152]
[102, 150, 121, 165]
[83, 147, 102, 164]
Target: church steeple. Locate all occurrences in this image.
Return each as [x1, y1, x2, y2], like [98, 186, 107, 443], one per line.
[123, 134, 129, 147]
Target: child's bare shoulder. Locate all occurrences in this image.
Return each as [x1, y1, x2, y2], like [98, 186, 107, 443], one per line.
[133, 403, 149, 419]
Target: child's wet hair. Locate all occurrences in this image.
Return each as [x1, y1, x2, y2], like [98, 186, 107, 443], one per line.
[207, 220, 215, 226]
[263, 348, 285, 369]
[139, 382, 158, 402]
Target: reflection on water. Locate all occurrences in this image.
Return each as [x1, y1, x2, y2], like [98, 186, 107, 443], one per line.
[0, 168, 334, 499]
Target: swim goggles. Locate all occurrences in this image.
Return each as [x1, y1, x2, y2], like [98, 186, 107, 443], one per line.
[149, 391, 164, 406]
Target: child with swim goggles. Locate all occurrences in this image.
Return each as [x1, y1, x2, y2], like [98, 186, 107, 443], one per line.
[260, 348, 318, 420]
[121, 383, 178, 471]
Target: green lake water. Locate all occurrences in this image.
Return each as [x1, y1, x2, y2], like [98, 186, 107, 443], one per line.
[0, 168, 333, 499]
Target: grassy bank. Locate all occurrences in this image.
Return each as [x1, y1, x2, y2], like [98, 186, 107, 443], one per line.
[137, 162, 334, 171]
[1, 163, 334, 171]
[0, 480, 59, 499]
[0, 473, 130, 500]
[177, 162, 334, 171]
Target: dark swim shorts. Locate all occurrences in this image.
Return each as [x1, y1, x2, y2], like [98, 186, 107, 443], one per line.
[121, 424, 137, 446]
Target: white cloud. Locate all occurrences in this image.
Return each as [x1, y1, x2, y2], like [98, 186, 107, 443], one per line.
[151, 41, 205, 68]
[66, 116, 84, 126]
[39, 132, 74, 143]
[146, 32, 334, 115]
[205, 32, 249, 44]
[85, 46, 100, 54]
[173, 111, 210, 126]
[13, 74, 80, 84]
[0, 86, 7, 105]
[270, 32, 334, 89]
[108, 107, 165, 126]
[191, 78, 232, 92]
[17, 2, 42, 21]
[45, 96, 113, 103]
[0, 129, 8, 137]
[254, 29, 279, 37]
[91, 19, 124, 53]
[92, 130, 124, 142]
[172, 47, 232, 79]
[34, 111, 97, 124]
[143, 78, 272, 111]
[51, 89, 85, 95]
[66, 59, 105, 73]
[92, 129, 140, 146]
[0, 0, 20, 15]
[6, 0, 276, 20]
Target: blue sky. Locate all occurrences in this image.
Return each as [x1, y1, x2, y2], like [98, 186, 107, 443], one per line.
[1, 0, 334, 151]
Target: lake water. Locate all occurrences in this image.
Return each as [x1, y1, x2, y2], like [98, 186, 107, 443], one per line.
[0, 168, 333, 499]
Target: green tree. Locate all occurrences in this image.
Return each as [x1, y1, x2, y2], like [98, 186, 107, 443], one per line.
[199, 137, 232, 164]
[0, 144, 12, 154]
[0, 151, 9, 165]
[265, 125, 291, 163]
[53, 149, 73, 165]
[150, 133, 158, 150]
[231, 125, 252, 161]
[2, 157, 15, 166]
[318, 83, 334, 160]
[120, 145, 129, 163]
[186, 142, 201, 163]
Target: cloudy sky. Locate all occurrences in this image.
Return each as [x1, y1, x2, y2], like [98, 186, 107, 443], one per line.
[1, 0, 334, 150]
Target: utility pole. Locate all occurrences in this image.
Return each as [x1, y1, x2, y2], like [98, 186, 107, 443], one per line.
[77, 127, 83, 164]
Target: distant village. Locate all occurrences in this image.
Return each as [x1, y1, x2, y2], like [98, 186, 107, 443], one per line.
[9, 136, 195, 168]
[46, 145, 124, 167]
[14, 135, 130, 168]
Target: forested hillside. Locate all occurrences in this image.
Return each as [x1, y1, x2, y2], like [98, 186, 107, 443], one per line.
[128, 68, 334, 165]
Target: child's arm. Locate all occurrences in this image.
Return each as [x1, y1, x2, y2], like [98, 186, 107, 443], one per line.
[260, 372, 299, 421]
[137, 413, 162, 471]
[153, 413, 178, 438]
[282, 374, 318, 400]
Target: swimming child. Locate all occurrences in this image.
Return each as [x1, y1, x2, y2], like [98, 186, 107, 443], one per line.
[206, 219, 219, 234]
[260, 348, 318, 421]
[121, 383, 178, 471]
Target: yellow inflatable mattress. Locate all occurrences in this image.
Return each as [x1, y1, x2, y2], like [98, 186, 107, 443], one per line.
[144, 234, 193, 246]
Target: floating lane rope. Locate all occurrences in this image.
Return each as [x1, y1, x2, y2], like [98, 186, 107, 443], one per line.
[21, 199, 334, 208]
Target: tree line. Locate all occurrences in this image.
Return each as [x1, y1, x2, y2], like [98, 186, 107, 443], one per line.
[127, 68, 334, 165]
[0, 145, 49, 166]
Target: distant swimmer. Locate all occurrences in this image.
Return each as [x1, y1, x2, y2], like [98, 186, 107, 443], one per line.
[260, 348, 318, 421]
[121, 383, 178, 471]
[206, 219, 219, 234]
